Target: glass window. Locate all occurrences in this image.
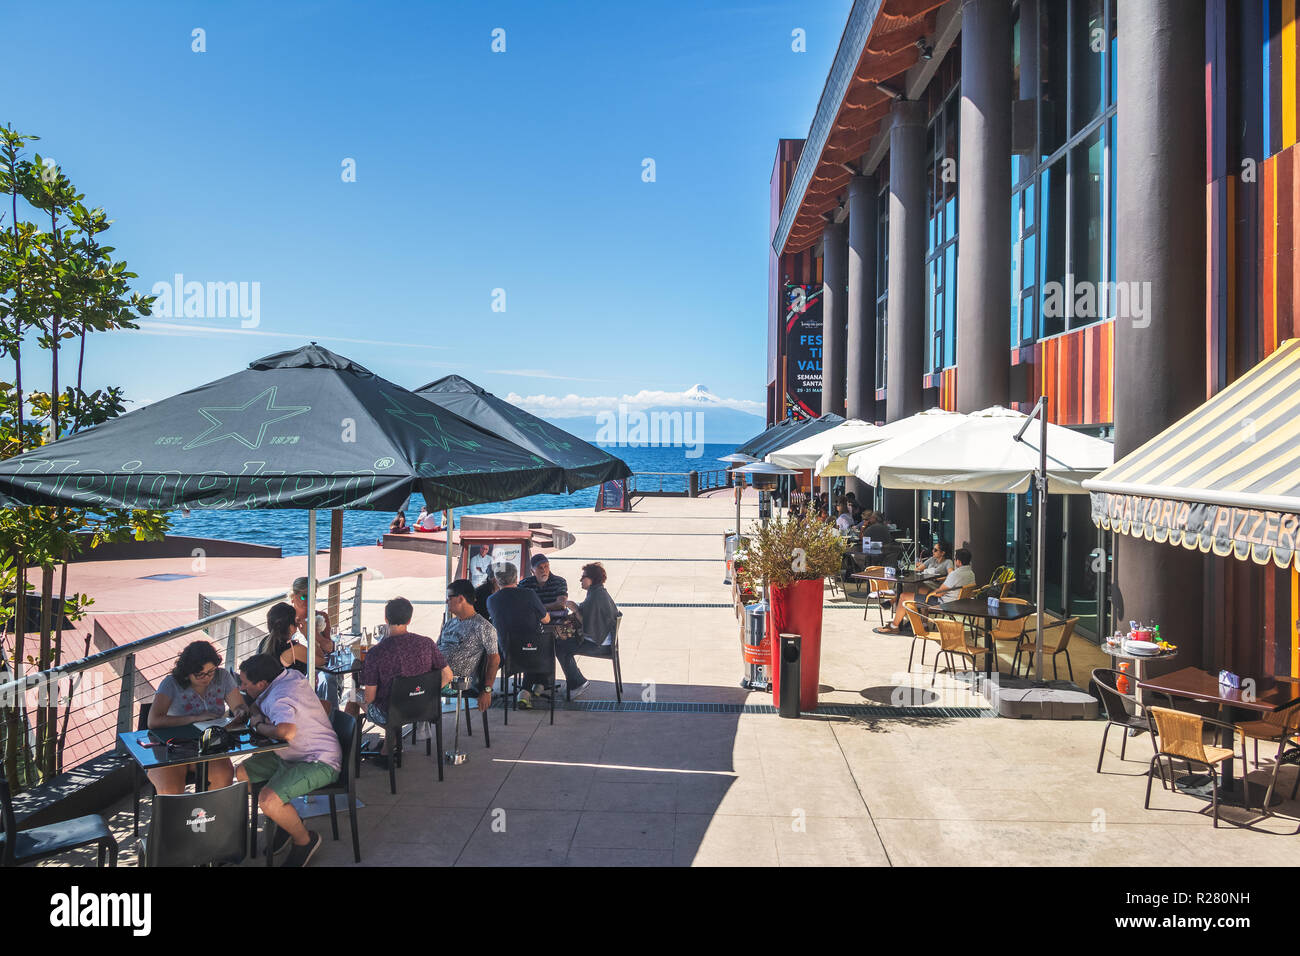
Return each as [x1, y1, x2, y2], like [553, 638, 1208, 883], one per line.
[1040, 0, 1068, 160]
[1039, 161, 1067, 338]
[1072, 0, 1105, 135]
[943, 246, 957, 366]
[1106, 115, 1116, 317]
[1069, 128, 1104, 328]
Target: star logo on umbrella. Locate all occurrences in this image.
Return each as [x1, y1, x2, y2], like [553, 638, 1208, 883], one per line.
[185, 387, 311, 450]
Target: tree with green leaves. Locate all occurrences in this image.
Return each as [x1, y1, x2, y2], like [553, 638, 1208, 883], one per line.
[0, 125, 168, 786]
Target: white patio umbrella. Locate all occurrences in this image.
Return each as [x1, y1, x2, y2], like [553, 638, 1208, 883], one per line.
[765, 419, 883, 471]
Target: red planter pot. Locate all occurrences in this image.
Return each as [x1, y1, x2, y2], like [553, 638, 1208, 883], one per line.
[767, 578, 824, 712]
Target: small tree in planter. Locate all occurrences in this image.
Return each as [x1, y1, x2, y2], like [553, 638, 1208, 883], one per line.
[743, 515, 845, 711]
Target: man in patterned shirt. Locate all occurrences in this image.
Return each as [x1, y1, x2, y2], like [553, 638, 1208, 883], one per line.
[519, 554, 568, 611]
[440, 579, 500, 713]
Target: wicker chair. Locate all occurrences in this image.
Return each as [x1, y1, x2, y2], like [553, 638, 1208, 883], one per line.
[1145, 707, 1238, 827]
[861, 566, 896, 625]
[1091, 667, 1161, 774]
[989, 597, 1030, 675]
[1012, 616, 1078, 680]
[1234, 706, 1300, 810]
[930, 617, 995, 687]
[902, 601, 943, 672]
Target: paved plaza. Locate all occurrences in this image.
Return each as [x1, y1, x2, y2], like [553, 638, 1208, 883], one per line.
[55, 492, 1300, 866]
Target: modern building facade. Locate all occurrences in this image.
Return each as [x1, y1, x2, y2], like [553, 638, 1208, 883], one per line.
[767, 0, 1300, 678]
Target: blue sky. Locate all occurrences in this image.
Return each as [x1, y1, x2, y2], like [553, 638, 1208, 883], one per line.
[4, 0, 850, 416]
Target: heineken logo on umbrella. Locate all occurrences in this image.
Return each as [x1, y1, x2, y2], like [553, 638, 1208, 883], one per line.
[185, 387, 310, 450]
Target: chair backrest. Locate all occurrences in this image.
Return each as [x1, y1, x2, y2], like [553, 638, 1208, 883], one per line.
[902, 601, 934, 638]
[1054, 618, 1079, 650]
[1150, 707, 1210, 763]
[611, 613, 623, 653]
[330, 707, 361, 784]
[1091, 668, 1139, 722]
[986, 565, 1008, 587]
[388, 669, 444, 726]
[137, 702, 152, 731]
[998, 578, 1017, 598]
[991, 599, 1030, 638]
[958, 584, 978, 600]
[0, 769, 17, 866]
[145, 781, 249, 867]
[935, 618, 968, 652]
[506, 628, 555, 678]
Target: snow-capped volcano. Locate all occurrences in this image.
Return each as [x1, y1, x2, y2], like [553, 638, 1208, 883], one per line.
[683, 384, 718, 404]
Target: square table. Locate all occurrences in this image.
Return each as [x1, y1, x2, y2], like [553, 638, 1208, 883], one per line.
[1137, 666, 1300, 805]
[935, 598, 1037, 678]
[118, 727, 288, 793]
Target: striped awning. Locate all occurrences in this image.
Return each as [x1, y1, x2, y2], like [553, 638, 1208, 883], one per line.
[1084, 339, 1300, 569]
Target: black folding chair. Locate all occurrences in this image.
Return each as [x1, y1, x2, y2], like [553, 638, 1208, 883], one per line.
[381, 670, 445, 793]
[1091, 667, 1161, 775]
[1, 769, 118, 867]
[503, 630, 556, 725]
[262, 710, 361, 864]
[566, 613, 624, 703]
[142, 781, 247, 867]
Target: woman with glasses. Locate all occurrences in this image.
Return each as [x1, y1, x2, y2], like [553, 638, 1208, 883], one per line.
[146, 640, 246, 794]
[556, 562, 620, 698]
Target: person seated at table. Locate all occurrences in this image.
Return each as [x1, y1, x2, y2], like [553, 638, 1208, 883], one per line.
[146, 640, 247, 795]
[878, 542, 956, 632]
[924, 548, 975, 606]
[357, 597, 451, 768]
[235, 654, 342, 867]
[487, 562, 551, 709]
[844, 492, 863, 524]
[260, 602, 310, 675]
[439, 579, 501, 715]
[413, 506, 443, 532]
[388, 510, 409, 533]
[520, 553, 569, 611]
[474, 572, 499, 620]
[834, 503, 854, 532]
[862, 511, 893, 544]
[291, 577, 334, 662]
[556, 562, 621, 698]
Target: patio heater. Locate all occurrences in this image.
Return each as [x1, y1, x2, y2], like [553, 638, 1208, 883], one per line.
[730, 462, 799, 530]
[719, 453, 758, 534]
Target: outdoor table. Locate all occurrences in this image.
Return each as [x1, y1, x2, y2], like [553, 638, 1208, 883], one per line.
[118, 727, 288, 793]
[936, 598, 1037, 678]
[1137, 666, 1300, 806]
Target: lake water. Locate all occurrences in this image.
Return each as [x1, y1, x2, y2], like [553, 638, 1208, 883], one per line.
[165, 443, 739, 555]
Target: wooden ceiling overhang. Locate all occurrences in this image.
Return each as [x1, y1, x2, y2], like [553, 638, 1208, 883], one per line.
[774, 0, 948, 256]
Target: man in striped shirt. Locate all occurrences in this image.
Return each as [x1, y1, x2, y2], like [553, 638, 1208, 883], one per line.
[519, 554, 568, 611]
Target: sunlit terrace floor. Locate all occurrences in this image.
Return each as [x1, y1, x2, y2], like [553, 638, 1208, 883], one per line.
[45, 492, 1300, 866]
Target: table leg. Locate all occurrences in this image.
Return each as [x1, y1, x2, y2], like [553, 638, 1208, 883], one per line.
[197, 762, 209, 794]
[984, 620, 994, 679]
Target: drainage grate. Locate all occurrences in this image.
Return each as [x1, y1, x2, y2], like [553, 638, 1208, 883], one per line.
[563, 700, 993, 718]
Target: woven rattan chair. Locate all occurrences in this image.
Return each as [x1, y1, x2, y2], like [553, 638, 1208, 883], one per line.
[903, 601, 942, 672]
[1234, 706, 1300, 810]
[1012, 616, 1077, 680]
[862, 566, 896, 625]
[989, 598, 1030, 674]
[1145, 707, 1237, 827]
[930, 617, 994, 687]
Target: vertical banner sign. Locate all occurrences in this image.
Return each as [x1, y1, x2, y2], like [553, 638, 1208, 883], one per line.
[596, 478, 630, 512]
[784, 285, 823, 418]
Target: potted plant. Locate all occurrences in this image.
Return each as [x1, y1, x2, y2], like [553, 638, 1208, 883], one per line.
[744, 514, 845, 710]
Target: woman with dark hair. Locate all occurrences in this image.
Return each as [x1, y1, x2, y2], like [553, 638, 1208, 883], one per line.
[146, 640, 246, 794]
[260, 602, 309, 675]
[555, 562, 620, 698]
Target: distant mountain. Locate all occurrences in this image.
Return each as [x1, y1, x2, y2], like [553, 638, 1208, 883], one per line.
[541, 386, 766, 446]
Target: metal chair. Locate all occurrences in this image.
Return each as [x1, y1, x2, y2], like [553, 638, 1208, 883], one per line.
[383, 670, 446, 793]
[902, 601, 943, 673]
[1091, 667, 1161, 775]
[1234, 706, 1300, 812]
[262, 709, 361, 864]
[502, 629, 557, 725]
[1, 769, 117, 867]
[566, 613, 624, 703]
[1144, 706, 1238, 828]
[861, 566, 896, 625]
[142, 781, 247, 867]
[987, 597, 1030, 674]
[930, 618, 995, 687]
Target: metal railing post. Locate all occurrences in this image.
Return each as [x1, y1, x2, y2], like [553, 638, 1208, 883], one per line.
[226, 618, 238, 667]
[115, 653, 136, 738]
[351, 571, 363, 635]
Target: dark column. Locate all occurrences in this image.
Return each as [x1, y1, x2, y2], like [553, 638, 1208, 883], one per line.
[821, 220, 848, 421]
[884, 100, 927, 523]
[953, 0, 1012, 576]
[846, 174, 878, 500]
[1113, 0, 1206, 664]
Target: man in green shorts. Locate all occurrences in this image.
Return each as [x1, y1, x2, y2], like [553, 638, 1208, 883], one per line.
[236, 653, 341, 867]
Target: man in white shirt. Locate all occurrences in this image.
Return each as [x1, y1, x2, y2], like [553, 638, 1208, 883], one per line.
[469, 544, 494, 587]
[925, 548, 976, 606]
[880, 542, 956, 632]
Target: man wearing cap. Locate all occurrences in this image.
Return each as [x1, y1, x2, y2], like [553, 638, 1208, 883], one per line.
[519, 553, 568, 611]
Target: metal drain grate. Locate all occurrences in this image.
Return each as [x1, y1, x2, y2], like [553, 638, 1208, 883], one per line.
[563, 700, 993, 718]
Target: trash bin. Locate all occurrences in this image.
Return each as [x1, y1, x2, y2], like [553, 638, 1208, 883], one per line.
[740, 602, 770, 691]
[777, 633, 801, 718]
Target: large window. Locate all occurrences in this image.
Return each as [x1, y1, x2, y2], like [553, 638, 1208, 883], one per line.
[925, 90, 959, 373]
[1011, 0, 1118, 348]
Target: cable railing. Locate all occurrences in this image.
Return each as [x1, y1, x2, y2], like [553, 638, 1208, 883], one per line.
[627, 469, 732, 497]
[0, 567, 366, 790]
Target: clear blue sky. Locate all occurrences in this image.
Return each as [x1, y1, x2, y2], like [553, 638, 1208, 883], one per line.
[4, 0, 850, 412]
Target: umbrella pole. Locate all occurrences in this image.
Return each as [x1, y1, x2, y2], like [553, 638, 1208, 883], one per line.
[444, 509, 454, 622]
[735, 480, 741, 535]
[913, 489, 919, 567]
[307, 509, 317, 687]
[1034, 400, 1048, 682]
